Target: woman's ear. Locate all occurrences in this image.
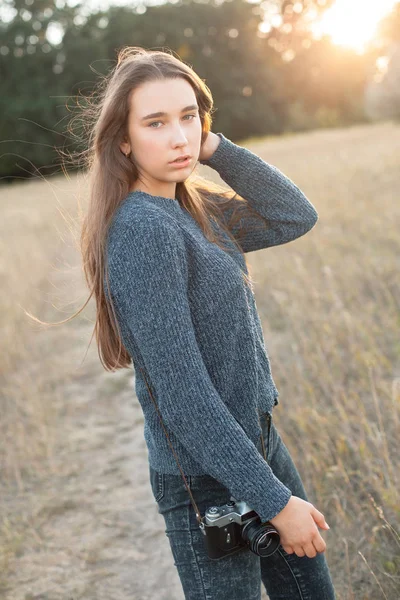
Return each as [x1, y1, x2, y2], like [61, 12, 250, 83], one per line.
[120, 142, 130, 156]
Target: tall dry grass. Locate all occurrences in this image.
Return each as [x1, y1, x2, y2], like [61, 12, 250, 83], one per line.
[244, 120, 400, 599]
[1, 121, 399, 599]
[0, 173, 89, 483]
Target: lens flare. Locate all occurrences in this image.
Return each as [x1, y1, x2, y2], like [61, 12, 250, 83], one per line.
[311, 0, 397, 54]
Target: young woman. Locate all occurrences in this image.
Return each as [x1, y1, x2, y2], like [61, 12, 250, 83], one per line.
[82, 46, 336, 599]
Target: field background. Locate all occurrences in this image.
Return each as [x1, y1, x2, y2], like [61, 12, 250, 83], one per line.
[1, 120, 399, 599]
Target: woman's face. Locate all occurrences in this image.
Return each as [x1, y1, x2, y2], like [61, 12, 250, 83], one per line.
[121, 77, 203, 199]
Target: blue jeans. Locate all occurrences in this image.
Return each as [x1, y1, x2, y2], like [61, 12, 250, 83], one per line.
[149, 411, 337, 599]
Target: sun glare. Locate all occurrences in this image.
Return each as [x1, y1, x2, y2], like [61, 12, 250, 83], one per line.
[311, 0, 397, 53]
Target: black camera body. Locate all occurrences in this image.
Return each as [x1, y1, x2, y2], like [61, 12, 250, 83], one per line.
[199, 496, 281, 560]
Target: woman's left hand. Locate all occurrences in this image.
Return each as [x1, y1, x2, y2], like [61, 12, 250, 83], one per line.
[198, 131, 221, 162]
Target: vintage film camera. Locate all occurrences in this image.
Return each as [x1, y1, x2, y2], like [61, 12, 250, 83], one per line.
[199, 496, 281, 560]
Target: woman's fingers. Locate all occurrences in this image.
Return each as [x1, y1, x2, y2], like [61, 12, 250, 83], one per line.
[293, 545, 305, 557]
[283, 533, 326, 559]
[312, 534, 327, 554]
[301, 534, 327, 558]
[311, 505, 329, 529]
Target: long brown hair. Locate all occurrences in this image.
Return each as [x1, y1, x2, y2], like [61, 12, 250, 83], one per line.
[27, 46, 263, 371]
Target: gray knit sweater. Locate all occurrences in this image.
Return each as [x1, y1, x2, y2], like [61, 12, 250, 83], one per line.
[105, 132, 318, 522]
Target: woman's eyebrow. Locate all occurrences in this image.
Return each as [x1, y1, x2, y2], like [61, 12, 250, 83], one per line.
[141, 104, 199, 121]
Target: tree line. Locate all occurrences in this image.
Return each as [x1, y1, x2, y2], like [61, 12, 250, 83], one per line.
[0, 0, 399, 182]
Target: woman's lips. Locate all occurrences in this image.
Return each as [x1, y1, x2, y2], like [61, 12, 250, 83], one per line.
[169, 157, 192, 168]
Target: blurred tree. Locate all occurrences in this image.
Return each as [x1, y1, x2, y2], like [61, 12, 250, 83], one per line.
[0, 0, 82, 178]
[364, 3, 400, 121]
[364, 43, 400, 121]
[260, 0, 336, 57]
[280, 37, 373, 128]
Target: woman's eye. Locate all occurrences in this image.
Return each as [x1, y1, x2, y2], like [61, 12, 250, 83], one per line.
[148, 114, 196, 128]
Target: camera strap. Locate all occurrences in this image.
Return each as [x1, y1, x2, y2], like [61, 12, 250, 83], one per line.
[139, 365, 269, 527]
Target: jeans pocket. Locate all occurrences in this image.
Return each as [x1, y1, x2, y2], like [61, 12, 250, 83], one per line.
[258, 411, 272, 463]
[266, 415, 275, 464]
[259, 411, 273, 464]
[149, 466, 165, 502]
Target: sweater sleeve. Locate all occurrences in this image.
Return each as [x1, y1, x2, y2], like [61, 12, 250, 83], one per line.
[110, 219, 292, 523]
[199, 132, 319, 253]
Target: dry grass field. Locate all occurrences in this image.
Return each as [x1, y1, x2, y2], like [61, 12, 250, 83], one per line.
[1, 120, 399, 599]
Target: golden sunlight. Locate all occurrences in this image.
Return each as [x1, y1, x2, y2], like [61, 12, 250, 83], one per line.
[311, 0, 397, 53]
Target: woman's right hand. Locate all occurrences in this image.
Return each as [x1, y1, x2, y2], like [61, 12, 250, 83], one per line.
[269, 496, 330, 558]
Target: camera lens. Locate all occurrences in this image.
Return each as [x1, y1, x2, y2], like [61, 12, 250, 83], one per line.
[242, 519, 281, 557]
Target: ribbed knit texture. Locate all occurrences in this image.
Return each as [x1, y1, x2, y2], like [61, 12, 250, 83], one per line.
[105, 132, 318, 522]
